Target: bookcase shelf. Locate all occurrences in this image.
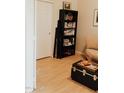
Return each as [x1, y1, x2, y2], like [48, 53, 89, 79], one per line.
[53, 9, 78, 58]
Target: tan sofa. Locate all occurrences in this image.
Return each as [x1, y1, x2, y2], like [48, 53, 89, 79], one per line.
[81, 36, 98, 63]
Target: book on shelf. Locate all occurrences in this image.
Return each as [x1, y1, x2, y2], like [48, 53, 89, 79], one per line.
[63, 38, 74, 46]
[64, 22, 76, 28]
[64, 29, 75, 36]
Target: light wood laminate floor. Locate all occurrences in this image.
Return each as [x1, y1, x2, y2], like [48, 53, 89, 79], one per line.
[33, 54, 97, 93]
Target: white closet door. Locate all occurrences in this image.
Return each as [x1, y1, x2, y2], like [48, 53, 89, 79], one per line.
[36, 0, 53, 59]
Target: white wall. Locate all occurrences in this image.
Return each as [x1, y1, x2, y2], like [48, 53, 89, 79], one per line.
[25, 0, 36, 92]
[76, 0, 98, 51]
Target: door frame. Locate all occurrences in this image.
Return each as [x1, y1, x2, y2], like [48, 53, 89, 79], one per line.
[26, 0, 54, 92]
[35, 0, 54, 59]
[25, 0, 36, 92]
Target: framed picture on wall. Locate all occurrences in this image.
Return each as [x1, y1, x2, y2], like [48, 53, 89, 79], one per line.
[93, 9, 98, 26]
[63, 1, 71, 10]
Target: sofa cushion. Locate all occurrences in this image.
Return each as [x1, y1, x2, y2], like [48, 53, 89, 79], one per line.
[85, 48, 98, 62]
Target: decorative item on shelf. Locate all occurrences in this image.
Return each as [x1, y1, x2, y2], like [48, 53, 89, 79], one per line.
[63, 1, 71, 10]
[63, 38, 74, 46]
[63, 39, 70, 46]
[64, 22, 73, 28]
[65, 12, 73, 21]
[93, 9, 98, 27]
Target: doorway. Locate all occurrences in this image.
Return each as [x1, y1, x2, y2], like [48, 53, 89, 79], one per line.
[35, 0, 53, 59]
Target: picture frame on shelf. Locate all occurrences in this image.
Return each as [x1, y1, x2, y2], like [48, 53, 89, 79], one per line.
[93, 9, 98, 27]
[63, 1, 71, 10]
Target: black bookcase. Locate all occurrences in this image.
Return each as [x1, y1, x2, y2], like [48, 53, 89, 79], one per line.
[54, 9, 78, 58]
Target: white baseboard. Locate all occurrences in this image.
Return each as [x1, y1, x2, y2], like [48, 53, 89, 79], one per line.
[75, 50, 82, 55]
[25, 87, 34, 93]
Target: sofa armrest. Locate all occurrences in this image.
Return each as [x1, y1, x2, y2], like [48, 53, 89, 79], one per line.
[85, 48, 98, 63]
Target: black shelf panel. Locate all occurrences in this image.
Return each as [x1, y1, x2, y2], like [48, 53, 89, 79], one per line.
[64, 35, 75, 38]
[64, 20, 76, 22]
[63, 48, 75, 57]
[64, 28, 76, 29]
